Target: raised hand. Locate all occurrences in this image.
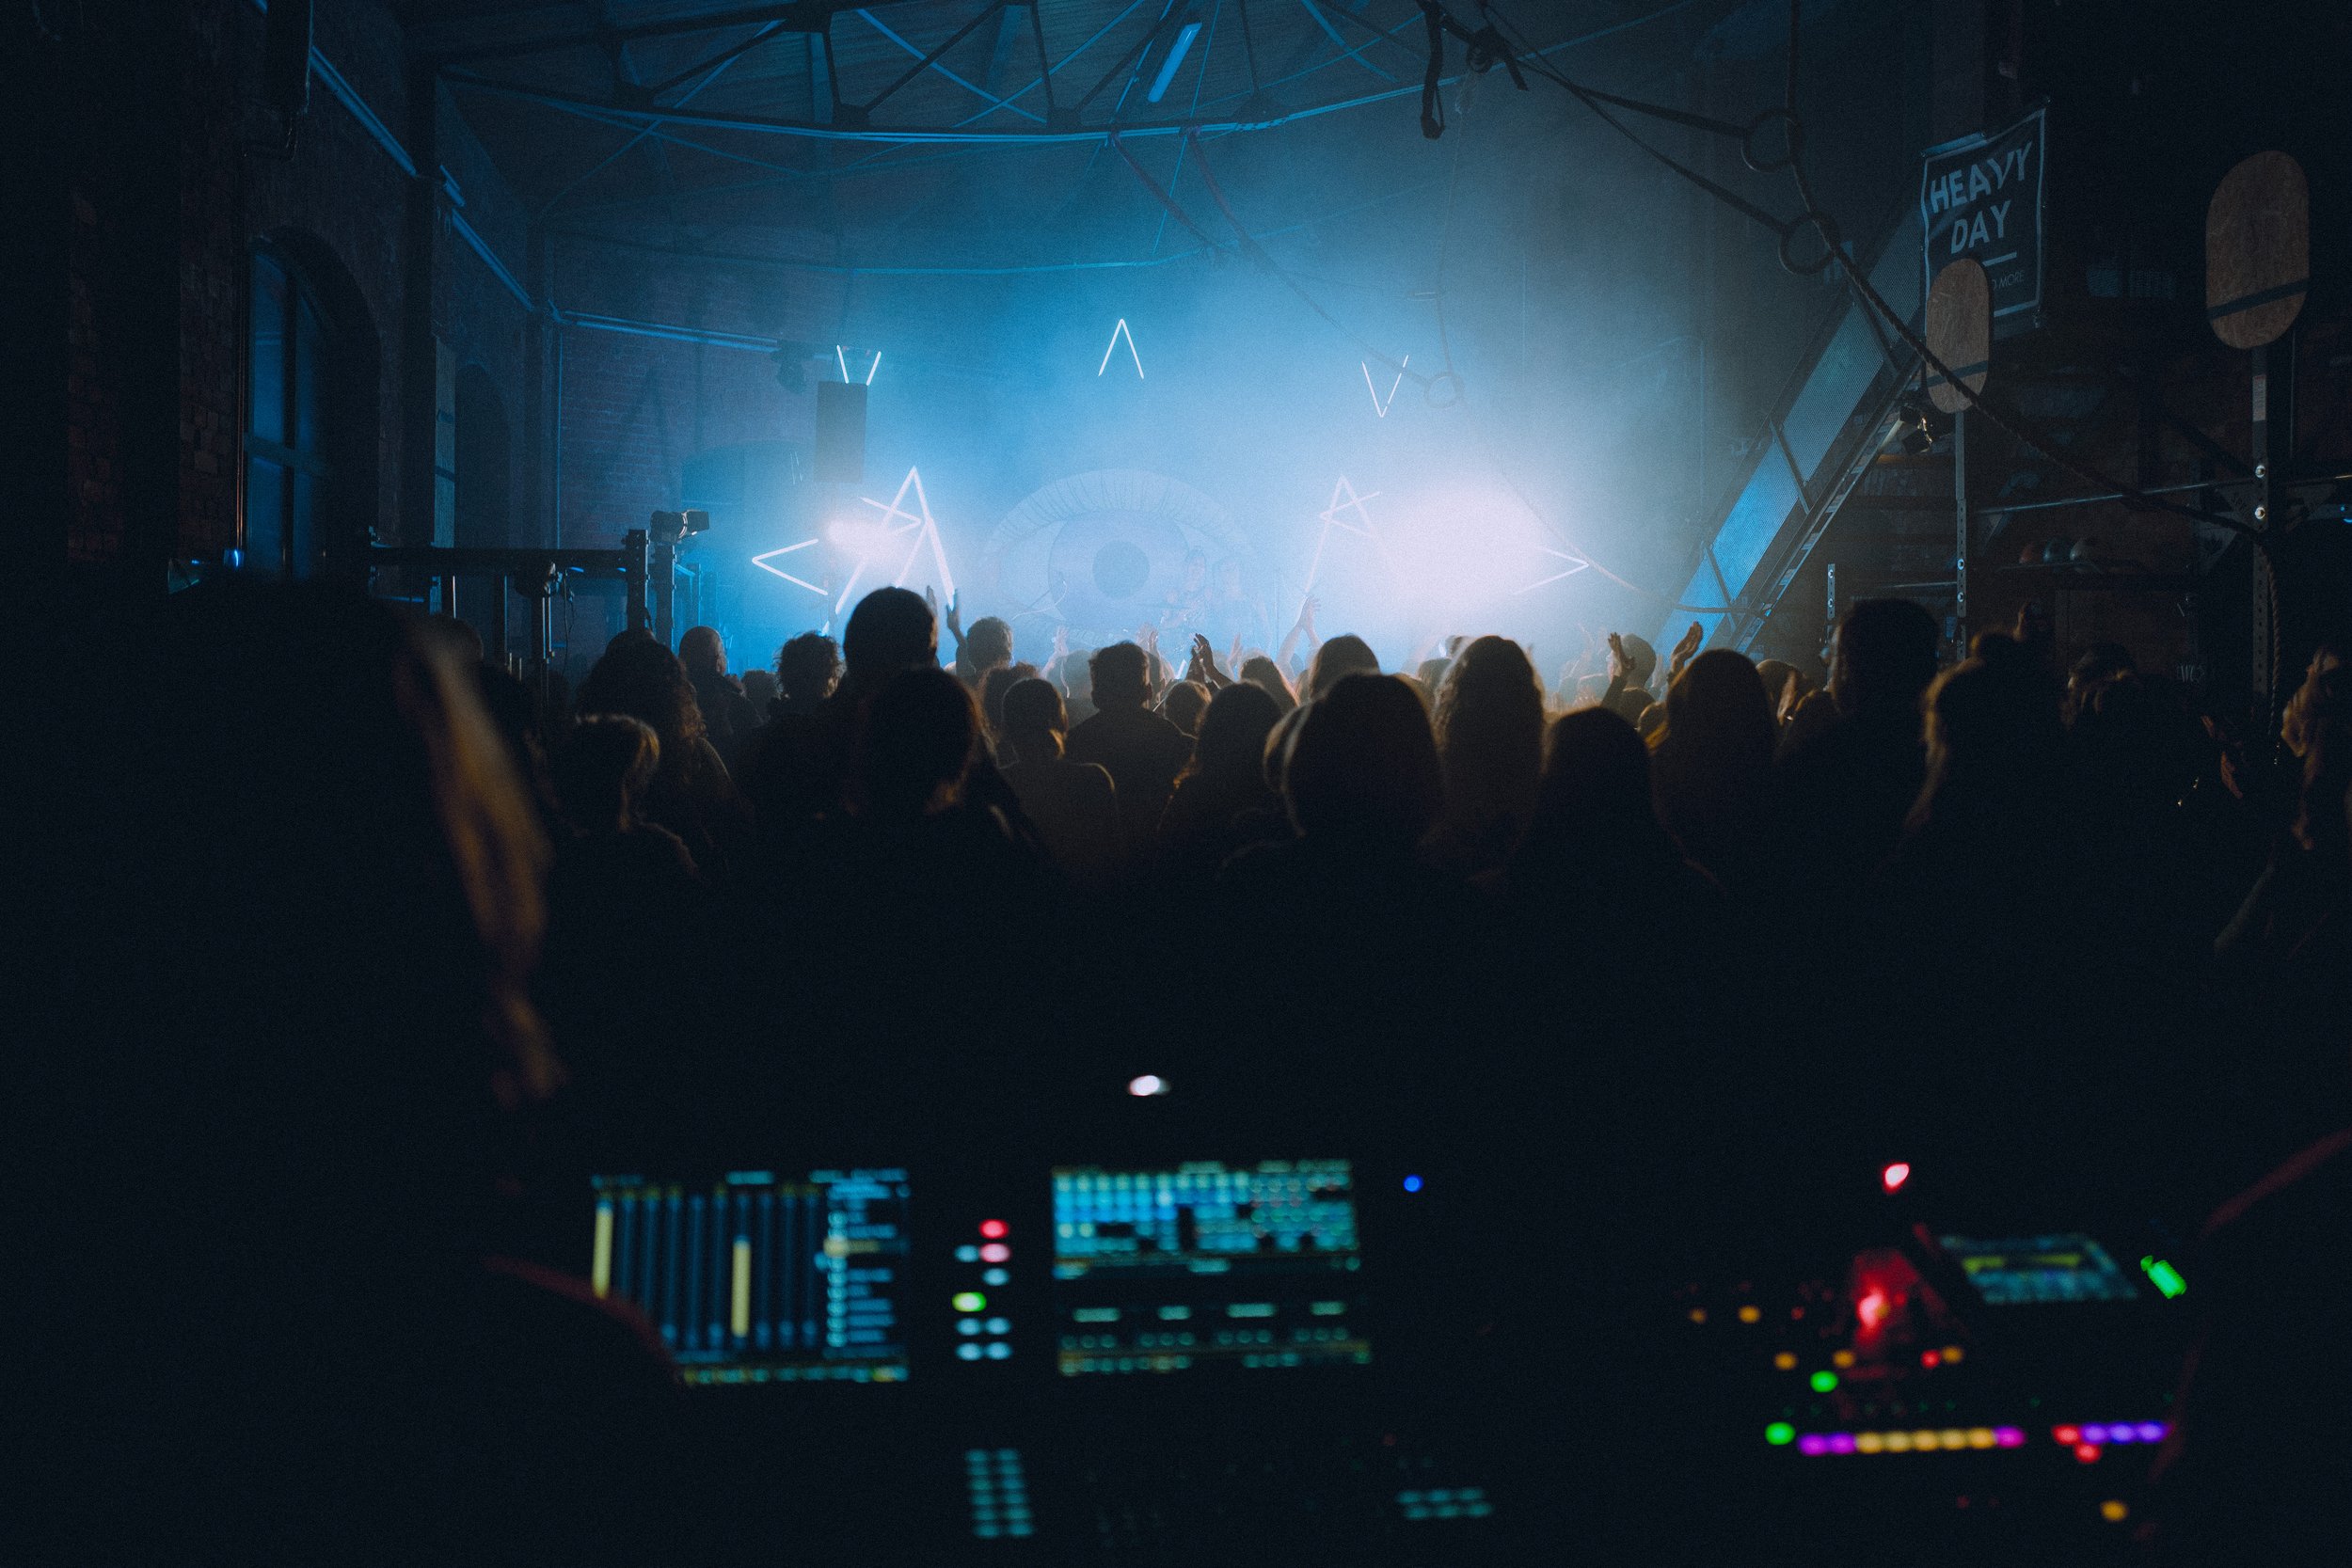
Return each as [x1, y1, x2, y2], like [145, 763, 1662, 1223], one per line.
[1607, 631, 1629, 681]
[1669, 621, 1704, 681]
[944, 591, 965, 644]
[1190, 633, 1229, 687]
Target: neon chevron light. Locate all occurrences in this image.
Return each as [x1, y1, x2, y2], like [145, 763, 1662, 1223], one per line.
[1514, 545, 1591, 594]
[751, 537, 828, 594]
[1361, 356, 1407, 417]
[1099, 318, 1144, 378]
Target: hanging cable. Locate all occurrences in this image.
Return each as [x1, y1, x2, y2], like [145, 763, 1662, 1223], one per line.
[1187, 134, 1427, 382]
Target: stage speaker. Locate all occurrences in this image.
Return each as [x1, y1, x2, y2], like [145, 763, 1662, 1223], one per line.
[814, 382, 867, 483]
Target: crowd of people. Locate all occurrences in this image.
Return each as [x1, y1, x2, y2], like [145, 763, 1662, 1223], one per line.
[29, 574, 2352, 1562]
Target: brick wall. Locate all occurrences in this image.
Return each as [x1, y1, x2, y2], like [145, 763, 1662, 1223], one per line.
[181, 0, 241, 562]
[66, 187, 124, 567]
[437, 97, 533, 546]
[550, 238, 829, 547]
[240, 0, 414, 550]
[61, 0, 536, 579]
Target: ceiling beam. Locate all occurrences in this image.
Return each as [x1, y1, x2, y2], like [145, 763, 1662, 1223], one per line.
[420, 0, 859, 65]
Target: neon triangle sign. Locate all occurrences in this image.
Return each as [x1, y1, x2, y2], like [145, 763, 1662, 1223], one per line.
[1301, 476, 1390, 594]
[834, 467, 956, 614]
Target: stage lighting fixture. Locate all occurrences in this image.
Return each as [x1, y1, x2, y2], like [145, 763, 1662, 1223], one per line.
[1147, 21, 1203, 103]
[1892, 396, 1953, 456]
[648, 509, 710, 545]
[772, 341, 813, 392]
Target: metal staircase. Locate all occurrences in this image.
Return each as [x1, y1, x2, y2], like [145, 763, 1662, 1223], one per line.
[1665, 204, 1929, 656]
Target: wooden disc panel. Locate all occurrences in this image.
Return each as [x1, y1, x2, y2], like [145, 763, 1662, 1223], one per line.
[1924, 259, 1991, 416]
[2207, 151, 2310, 350]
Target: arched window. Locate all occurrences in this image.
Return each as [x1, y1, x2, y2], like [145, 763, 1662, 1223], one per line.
[245, 242, 373, 577]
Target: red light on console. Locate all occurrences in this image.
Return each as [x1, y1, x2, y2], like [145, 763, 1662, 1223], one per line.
[1857, 1289, 1890, 1331]
[1920, 1350, 1941, 1368]
[978, 1219, 1008, 1240]
[2053, 1426, 2081, 1445]
[1881, 1163, 1911, 1195]
[2074, 1443, 2102, 1464]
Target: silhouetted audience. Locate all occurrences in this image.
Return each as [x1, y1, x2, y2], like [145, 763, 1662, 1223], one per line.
[577, 631, 745, 875]
[53, 567, 2352, 1567]
[1774, 597, 1940, 919]
[53, 581, 682, 1566]
[1304, 631, 1381, 699]
[1157, 680, 1284, 881]
[1067, 641, 1195, 850]
[1650, 648, 1776, 899]
[981, 659, 1041, 741]
[1427, 635, 1545, 877]
[1158, 677, 1212, 737]
[998, 675, 1122, 888]
[678, 625, 759, 757]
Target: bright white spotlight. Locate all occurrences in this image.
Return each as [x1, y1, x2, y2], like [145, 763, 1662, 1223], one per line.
[1381, 487, 1561, 611]
[1146, 22, 1201, 103]
[826, 516, 894, 557]
[1127, 1074, 1169, 1097]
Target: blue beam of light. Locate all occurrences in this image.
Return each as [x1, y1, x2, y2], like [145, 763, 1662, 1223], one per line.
[1146, 22, 1204, 104]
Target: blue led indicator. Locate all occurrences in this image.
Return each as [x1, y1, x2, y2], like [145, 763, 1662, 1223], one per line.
[1402, 1175, 1423, 1194]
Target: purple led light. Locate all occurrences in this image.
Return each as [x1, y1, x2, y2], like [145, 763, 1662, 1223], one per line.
[1797, 1434, 1830, 1456]
[1994, 1427, 2026, 1448]
[2084, 1424, 2111, 1444]
[2137, 1422, 2168, 1443]
[1828, 1433, 1857, 1454]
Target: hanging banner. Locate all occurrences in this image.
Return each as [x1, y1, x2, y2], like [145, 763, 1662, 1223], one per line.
[1920, 106, 2046, 337]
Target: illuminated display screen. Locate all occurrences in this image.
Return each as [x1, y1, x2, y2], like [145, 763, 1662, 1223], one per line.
[1051, 1160, 1369, 1375]
[591, 1168, 910, 1384]
[1939, 1232, 2141, 1306]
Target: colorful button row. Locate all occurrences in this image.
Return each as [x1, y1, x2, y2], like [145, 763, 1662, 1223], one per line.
[1788, 1426, 2025, 1454]
[2054, 1423, 2169, 1446]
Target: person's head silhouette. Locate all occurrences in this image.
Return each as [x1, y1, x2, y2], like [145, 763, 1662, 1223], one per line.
[1089, 642, 1152, 712]
[1283, 673, 1441, 854]
[860, 666, 980, 817]
[843, 587, 938, 692]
